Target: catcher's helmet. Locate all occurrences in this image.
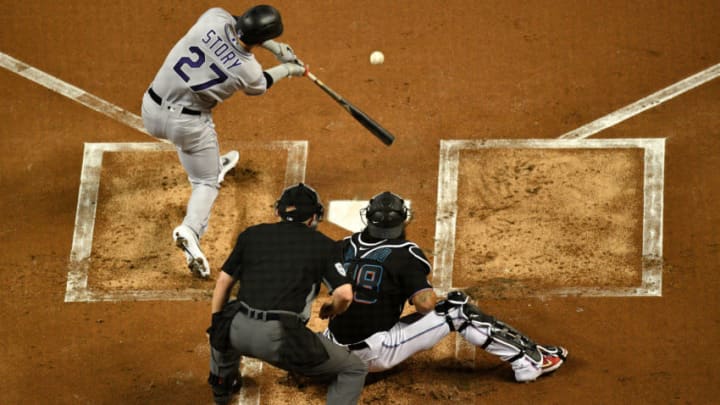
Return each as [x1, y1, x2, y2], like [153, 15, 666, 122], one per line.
[235, 5, 283, 45]
[276, 183, 324, 223]
[364, 191, 409, 239]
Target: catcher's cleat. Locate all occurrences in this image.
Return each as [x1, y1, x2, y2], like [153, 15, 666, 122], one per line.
[537, 345, 568, 375]
[511, 355, 543, 382]
[218, 150, 240, 184]
[512, 345, 568, 382]
[173, 225, 210, 278]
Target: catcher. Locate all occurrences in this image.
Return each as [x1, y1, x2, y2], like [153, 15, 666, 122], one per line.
[322, 191, 568, 382]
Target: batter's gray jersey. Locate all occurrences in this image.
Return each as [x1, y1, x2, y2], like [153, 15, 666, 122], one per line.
[150, 7, 267, 111]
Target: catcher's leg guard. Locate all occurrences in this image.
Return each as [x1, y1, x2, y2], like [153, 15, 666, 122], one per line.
[438, 291, 544, 382]
[469, 313, 541, 362]
[434, 290, 472, 332]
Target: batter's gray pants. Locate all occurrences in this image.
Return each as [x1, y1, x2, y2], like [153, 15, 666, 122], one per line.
[141, 92, 222, 238]
[210, 313, 367, 405]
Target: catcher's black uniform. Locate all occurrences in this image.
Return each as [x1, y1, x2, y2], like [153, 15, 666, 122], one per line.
[328, 230, 432, 344]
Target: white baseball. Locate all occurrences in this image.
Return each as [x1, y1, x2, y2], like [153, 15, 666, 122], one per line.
[370, 51, 385, 65]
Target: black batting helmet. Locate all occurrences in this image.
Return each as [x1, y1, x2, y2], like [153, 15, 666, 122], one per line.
[364, 191, 409, 239]
[235, 5, 284, 45]
[275, 183, 324, 223]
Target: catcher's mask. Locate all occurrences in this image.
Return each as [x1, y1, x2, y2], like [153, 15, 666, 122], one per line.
[234, 5, 284, 45]
[275, 183, 324, 223]
[362, 191, 410, 239]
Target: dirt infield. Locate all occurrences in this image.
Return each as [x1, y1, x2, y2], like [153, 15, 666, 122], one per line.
[1, 1, 719, 404]
[90, 146, 289, 294]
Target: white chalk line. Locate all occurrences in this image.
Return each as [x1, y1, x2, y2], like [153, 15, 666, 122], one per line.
[238, 359, 263, 405]
[1, 52, 149, 134]
[274, 140, 308, 185]
[560, 63, 720, 139]
[0, 51, 175, 145]
[434, 144, 460, 295]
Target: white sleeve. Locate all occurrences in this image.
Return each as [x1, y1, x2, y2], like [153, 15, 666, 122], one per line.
[240, 62, 268, 95]
[198, 7, 235, 25]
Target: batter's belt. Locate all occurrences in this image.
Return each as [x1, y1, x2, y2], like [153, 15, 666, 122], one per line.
[147, 87, 202, 116]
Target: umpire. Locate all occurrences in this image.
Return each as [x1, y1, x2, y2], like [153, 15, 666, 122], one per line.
[206, 183, 367, 405]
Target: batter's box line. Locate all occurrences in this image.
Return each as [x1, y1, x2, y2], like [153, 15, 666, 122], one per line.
[433, 138, 665, 298]
[64, 141, 308, 303]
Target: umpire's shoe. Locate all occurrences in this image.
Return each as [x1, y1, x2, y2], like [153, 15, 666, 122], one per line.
[218, 150, 240, 184]
[209, 374, 242, 405]
[173, 224, 210, 278]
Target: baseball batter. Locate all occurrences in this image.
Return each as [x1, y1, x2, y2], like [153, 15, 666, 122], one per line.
[141, 5, 306, 278]
[323, 191, 568, 382]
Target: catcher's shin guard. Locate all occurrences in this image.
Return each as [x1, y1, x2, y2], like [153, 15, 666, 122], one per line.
[435, 290, 475, 332]
[464, 303, 541, 361]
[438, 291, 542, 363]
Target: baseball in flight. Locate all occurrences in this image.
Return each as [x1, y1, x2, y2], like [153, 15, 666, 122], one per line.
[370, 50, 385, 65]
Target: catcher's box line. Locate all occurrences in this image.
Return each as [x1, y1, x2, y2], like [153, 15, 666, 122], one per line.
[433, 138, 665, 299]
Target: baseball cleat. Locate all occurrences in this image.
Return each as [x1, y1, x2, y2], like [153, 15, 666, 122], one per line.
[511, 356, 543, 383]
[173, 225, 210, 278]
[211, 377, 242, 405]
[537, 345, 568, 375]
[218, 150, 240, 183]
[511, 345, 568, 382]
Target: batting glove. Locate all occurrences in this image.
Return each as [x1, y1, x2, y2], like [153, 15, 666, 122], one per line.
[283, 62, 307, 77]
[262, 40, 303, 65]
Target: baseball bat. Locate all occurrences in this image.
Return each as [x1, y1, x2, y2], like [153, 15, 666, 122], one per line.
[305, 71, 395, 146]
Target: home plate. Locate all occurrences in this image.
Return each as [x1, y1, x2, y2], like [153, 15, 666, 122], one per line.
[328, 200, 411, 233]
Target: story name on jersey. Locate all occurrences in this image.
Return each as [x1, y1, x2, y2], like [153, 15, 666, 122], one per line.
[200, 28, 242, 69]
